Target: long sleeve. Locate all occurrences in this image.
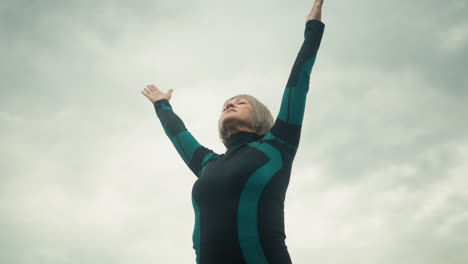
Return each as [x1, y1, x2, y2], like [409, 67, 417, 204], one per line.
[264, 19, 325, 159]
[154, 99, 219, 177]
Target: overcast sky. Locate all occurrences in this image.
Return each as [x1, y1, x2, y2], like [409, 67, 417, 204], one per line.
[1, 0, 467, 263]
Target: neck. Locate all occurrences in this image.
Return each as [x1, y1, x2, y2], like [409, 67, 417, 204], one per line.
[226, 131, 261, 150]
[226, 126, 256, 138]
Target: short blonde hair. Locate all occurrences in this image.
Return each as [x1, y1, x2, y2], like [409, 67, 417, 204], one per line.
[218, 94, 274, 147]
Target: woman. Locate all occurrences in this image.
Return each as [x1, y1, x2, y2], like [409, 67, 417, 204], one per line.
[141, 1, 325, 263]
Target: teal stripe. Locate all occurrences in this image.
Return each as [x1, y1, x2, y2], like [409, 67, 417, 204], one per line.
[278, 87, 291, 122]
[163, 128, 200, 165]
[297, 55, 317, 91]
[278, 84, 306, 125]
[288, 83, 307, 125]
[201, 152, 217, 166]
[200, 164, 209, 176]
[263, 131, 298, 150]
[192, 197, 201, 264]
[160, 103, 172, 110]
[289, 55, 317, 124]
[199, 152, 218, 175]
[177, 131, 201, 161]
[278, 55, 317, 125]
[163, 127, 186, 163]
[238, 142, 282, 264]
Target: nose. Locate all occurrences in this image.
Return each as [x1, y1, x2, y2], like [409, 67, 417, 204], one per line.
[226, 103, 235, 110]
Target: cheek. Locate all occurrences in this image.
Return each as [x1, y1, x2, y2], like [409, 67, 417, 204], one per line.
[243, 107, 254, 119]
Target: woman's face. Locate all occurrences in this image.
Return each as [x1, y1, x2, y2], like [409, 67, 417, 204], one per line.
[220, 96, 254, 129]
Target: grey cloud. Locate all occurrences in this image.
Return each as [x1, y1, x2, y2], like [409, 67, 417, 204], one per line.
[2, 0, 467, 263]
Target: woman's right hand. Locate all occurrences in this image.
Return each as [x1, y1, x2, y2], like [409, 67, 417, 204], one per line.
[141, 84, 173, 103]
[306, 0, 323, 21]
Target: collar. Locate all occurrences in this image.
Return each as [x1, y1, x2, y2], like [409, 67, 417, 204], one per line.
[226, 131, 262, 150]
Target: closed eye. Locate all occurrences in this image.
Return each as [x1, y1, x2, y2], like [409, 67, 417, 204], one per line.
[223, 101, 246, 111]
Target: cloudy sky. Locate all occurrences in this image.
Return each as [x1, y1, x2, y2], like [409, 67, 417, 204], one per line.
[1, 0, 467, 263]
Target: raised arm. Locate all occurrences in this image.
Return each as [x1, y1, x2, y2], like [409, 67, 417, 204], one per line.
[142, 85, 219, 178]
[264, 1, 325, 158]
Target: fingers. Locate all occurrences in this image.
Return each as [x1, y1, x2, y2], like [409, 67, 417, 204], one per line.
[142, 84, 158, 95]
[141, 90, 152, 102]
[140, 84, 173, 101]
[141, 85, 156, 99]
[149, 84, 160, 92]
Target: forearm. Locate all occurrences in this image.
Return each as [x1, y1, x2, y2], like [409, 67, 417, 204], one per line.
[154, 99, 187, 134]
[154, 99, 198, 165]
[287, 19, 325, 90]
[153, 99, 219, 178]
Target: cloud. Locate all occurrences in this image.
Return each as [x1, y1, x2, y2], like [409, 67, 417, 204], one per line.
[1, 0, 467, 263]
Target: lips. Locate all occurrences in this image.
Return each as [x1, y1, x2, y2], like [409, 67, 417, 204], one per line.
[226, 109, 237, 112]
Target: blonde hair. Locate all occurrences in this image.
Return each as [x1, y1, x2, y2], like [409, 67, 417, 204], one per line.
[218, 94, 274, 147]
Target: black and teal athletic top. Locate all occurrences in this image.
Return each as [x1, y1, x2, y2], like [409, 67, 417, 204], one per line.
[153, 19, 325, 264]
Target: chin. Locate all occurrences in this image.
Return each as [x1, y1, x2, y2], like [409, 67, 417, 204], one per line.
[221, 116, 241, 127]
